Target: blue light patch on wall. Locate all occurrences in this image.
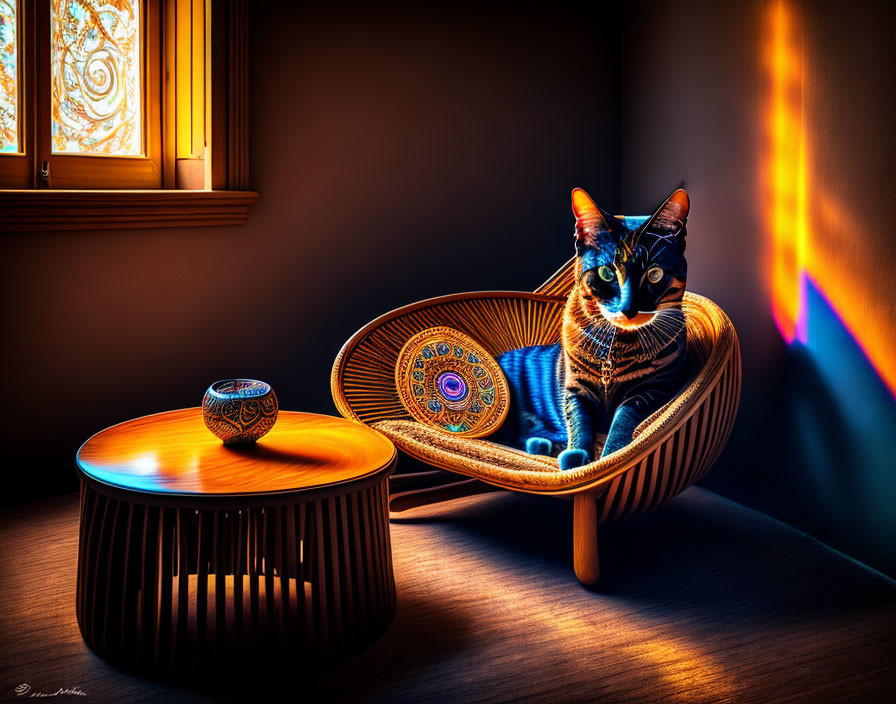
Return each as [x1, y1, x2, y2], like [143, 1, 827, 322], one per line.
[789, 275, 896, 570]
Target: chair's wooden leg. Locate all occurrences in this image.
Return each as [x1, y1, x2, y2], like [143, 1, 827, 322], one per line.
[389, 478, 503, 513]
[573, 492, 600, 586]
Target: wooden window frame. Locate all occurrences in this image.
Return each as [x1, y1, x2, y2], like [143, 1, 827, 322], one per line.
[0, 0, 256, 231]
[37, 0, 162, 189]
[1, 0, 33, 189]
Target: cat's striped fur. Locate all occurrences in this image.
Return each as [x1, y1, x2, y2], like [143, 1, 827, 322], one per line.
[495, 188, 691, 470]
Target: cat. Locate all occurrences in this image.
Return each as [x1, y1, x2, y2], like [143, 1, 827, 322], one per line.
[493, 187, 691, 470]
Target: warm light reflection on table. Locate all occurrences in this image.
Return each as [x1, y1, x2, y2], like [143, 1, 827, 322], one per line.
[77, 409, 396, 495]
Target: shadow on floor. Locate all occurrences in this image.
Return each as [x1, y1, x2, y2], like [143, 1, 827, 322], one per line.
[142, 588, 478, 700]
[392, 488, 896, 628]
[3, 490, 895, 703]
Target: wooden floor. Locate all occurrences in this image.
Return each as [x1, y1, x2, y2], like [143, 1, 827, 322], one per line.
[1, 487, 894, 703]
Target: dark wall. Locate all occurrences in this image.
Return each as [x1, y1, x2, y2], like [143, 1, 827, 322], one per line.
[621, 0, 896, 576]
[0, 1, 621, 502]
[7, 0, 892, 579]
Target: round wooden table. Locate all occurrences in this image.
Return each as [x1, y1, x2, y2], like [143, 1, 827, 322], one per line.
[75, 409, 396, 675]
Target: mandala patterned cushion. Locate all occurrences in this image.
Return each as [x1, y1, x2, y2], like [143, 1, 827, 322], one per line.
[395, 327, 509, 438]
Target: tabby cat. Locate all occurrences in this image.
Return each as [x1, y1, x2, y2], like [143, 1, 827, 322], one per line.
[493, 187, 691, 470]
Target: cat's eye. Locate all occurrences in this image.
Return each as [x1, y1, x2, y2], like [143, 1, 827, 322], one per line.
[597, 265, 615, 283]
[647, 266, 664, 284]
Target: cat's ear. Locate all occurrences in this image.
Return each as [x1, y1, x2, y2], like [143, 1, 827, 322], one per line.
[571, 188, 616, 249]
[572, 188, 601, 222]
[645, 188, 689, 249]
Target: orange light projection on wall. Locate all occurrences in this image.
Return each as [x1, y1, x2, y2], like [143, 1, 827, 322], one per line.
[763, 1, 896, 398]
[764, 0, 806, 344]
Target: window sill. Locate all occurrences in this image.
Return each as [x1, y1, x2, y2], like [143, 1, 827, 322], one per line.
[0, 190, 259, 232]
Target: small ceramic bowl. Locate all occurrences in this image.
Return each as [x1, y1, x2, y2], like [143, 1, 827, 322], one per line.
[202, 379, 279, 445]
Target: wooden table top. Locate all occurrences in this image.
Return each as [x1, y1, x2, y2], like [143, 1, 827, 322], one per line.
[77, 409, 396, 497]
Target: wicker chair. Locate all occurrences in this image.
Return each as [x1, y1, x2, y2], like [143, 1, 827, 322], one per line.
[331, 256, 742, 585]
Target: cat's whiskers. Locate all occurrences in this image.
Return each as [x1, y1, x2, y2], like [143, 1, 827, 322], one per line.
[580, 314, 617, 357]
[631, 307, 685, 360]
[638, 325, 664, 359]
[574, 303, 685, 363]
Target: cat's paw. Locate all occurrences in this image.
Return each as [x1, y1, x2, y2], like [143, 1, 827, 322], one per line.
[525, 437, 552, 455]
[558, 448, 590, 471]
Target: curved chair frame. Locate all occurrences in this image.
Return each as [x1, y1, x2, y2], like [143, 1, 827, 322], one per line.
[331, 261, 741, 585]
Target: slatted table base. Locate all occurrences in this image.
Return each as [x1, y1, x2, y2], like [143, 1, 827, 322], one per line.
[76, 479, 395, 675]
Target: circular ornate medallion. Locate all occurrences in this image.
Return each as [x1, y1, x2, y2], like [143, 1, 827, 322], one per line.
[395, 327, 509, 437]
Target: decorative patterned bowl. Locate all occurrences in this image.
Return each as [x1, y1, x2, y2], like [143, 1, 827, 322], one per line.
[202, 379, 279, 445]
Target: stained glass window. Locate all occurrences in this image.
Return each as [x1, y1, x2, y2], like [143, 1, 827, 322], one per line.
[0, 0, 17, 153]
[51, 0, 142, 156]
